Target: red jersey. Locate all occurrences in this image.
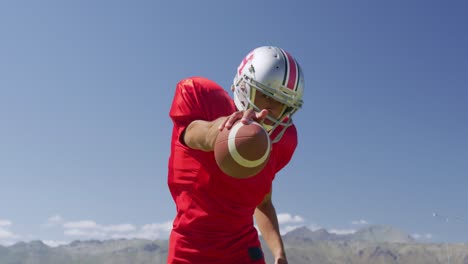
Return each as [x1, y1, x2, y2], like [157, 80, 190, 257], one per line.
[167, 77, 297, 264]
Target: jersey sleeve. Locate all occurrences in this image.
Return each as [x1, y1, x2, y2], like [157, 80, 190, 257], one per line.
[169, 77, 235, 144]
[169, 78, 204, 129]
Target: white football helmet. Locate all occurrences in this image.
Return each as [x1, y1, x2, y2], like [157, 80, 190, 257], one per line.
[232, 46, 304, 143]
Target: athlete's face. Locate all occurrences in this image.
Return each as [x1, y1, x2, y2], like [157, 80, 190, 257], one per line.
[253, 91, 286, 125]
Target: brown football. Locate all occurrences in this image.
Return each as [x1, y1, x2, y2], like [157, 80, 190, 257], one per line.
[214, 120, 271, 179]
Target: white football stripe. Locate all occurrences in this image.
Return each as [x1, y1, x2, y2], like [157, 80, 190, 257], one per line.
[228, 122, 271, 168]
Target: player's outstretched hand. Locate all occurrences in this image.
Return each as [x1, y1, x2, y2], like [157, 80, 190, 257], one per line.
[218, 109, 268, 131]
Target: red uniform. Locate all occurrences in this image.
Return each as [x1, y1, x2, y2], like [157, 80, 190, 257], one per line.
[167, 77, 297, 264]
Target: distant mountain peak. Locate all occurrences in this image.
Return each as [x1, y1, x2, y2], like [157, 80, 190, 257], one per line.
[1, 234, 467, 264]
[283, 224, 414, 244]
[350, 224, 414, 243]
[10, 240, 48, 251]
[283, 226, 338, 243]
[284, 226, 317, 237]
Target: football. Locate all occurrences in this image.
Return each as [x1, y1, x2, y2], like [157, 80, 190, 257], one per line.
[214, 120, 271, 179]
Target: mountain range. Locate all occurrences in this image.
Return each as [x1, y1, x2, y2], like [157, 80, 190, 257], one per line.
[1, 225, 467, 264]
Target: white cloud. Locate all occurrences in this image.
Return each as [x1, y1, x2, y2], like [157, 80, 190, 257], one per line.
[44, 214, 172, 242]
[0, 220, 20, 245]
[0, 219, 12, 227]
[43, 214, 65, 228]
[329, 229, 356, 235]
[277, 213, 305, 225]
[42, 240, 69, 247]
[61, 219, 172, 240]
[64, 229, 106, 238]
[63, 221, 136, 233]
[48, 215, 64, 224]
[411, 233, 433, 240]
[351, 219, 369, 225]
[272, 213, 306, 235]
[0, 228, 16, 239]
[49, 215, 63, 222]
[64, 220, 99, 229]
[101, 224, 136, 233]
[132, 221, 173, 240]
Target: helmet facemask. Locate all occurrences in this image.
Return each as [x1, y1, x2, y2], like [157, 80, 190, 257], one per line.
[233, 75, 301, 143]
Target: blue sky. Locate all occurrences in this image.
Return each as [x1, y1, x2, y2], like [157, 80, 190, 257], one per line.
[0, 0, 467, 246]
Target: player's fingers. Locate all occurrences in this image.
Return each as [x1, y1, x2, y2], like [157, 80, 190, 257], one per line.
[240, 109, 255, 124]
[255, 109, 268, 123]
[218, 117, 230, 131]
[222, 111, 243, 130]
[220, 109, 266, 130]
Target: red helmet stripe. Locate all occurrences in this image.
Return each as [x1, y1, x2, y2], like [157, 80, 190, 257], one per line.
[280, 49, 289, 87]
[280, 49, 299, 91]
[285, 51, 298, 91]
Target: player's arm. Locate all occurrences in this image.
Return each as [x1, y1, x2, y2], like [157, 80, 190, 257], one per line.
[255, 191, 288, 264]
[183, 117, 227, 151]
[183, 109, 268, 152]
